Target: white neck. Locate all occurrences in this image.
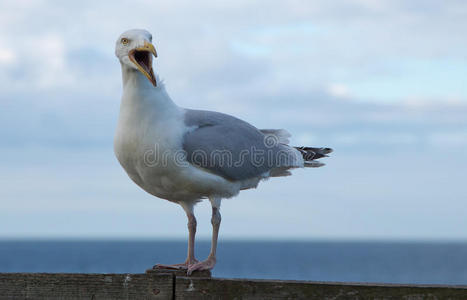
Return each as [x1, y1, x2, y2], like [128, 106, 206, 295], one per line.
[120, 63, 179, 114]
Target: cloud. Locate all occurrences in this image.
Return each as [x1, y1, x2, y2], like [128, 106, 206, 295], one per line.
[0, 47, 16, 65]
[327, 83, 352, 99]
[1, 1, 467, 238]
[1, 0, 466, 100]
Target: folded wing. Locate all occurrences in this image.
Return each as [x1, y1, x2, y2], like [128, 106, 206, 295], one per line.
[183, 109, 302, 181]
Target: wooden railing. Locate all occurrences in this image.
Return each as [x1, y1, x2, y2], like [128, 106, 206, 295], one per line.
[1, 269, 466, 299]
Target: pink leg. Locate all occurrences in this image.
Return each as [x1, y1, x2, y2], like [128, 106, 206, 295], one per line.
[187, 202, 221, 275]
[155, 205, 198, 270]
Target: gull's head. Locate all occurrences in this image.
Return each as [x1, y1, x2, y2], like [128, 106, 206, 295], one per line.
[115, 29, 157, 86]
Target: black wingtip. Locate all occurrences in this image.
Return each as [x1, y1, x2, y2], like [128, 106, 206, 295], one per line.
[294, 146, 333, 161]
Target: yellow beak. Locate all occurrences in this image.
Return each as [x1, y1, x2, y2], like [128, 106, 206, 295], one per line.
[139, 41, 157, 57]
[129, 41, 158, 86]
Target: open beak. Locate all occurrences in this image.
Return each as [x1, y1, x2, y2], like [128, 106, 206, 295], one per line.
[129, 41, 158, 87]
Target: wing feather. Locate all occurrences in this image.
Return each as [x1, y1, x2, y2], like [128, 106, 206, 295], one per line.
[183, 109, 300, 181]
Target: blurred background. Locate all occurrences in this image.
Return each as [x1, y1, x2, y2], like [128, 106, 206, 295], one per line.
[0, 0, 466, 283]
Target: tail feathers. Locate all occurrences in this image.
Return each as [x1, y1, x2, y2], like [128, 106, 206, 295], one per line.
[259, 129, 291, 144]
[295, 146, 333, 167]
[269, 167, 292, 177]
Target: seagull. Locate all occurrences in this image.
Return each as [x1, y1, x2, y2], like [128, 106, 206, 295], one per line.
[114, 29, 332, 274]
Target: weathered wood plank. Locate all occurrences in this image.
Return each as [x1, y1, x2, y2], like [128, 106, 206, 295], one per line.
[0, 273, 172, 300]
[175, 277, 467, 300]
[1, 271, 467, 300]
[146, 267, 211, 279]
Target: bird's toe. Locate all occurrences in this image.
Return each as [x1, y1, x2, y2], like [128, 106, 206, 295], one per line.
[154, 257, 199, 270]
[187, 257, 216, 275]
[154, 263, 187, 270]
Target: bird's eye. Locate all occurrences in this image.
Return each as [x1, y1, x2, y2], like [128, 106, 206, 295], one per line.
[121, 38, 129, 45]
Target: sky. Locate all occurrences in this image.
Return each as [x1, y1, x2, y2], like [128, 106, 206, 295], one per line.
[0, 0, 466, 240]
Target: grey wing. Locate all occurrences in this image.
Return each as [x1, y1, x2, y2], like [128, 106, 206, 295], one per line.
[183, 109, 300, 181]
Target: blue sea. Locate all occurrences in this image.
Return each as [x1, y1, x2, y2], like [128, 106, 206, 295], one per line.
[1, 240, 466, 285]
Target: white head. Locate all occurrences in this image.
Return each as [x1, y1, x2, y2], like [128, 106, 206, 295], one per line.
[115, 29, 158, 86]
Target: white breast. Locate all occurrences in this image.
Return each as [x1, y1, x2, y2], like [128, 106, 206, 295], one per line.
[114, 86, 182, 197]
[114, 84, 243, 203]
